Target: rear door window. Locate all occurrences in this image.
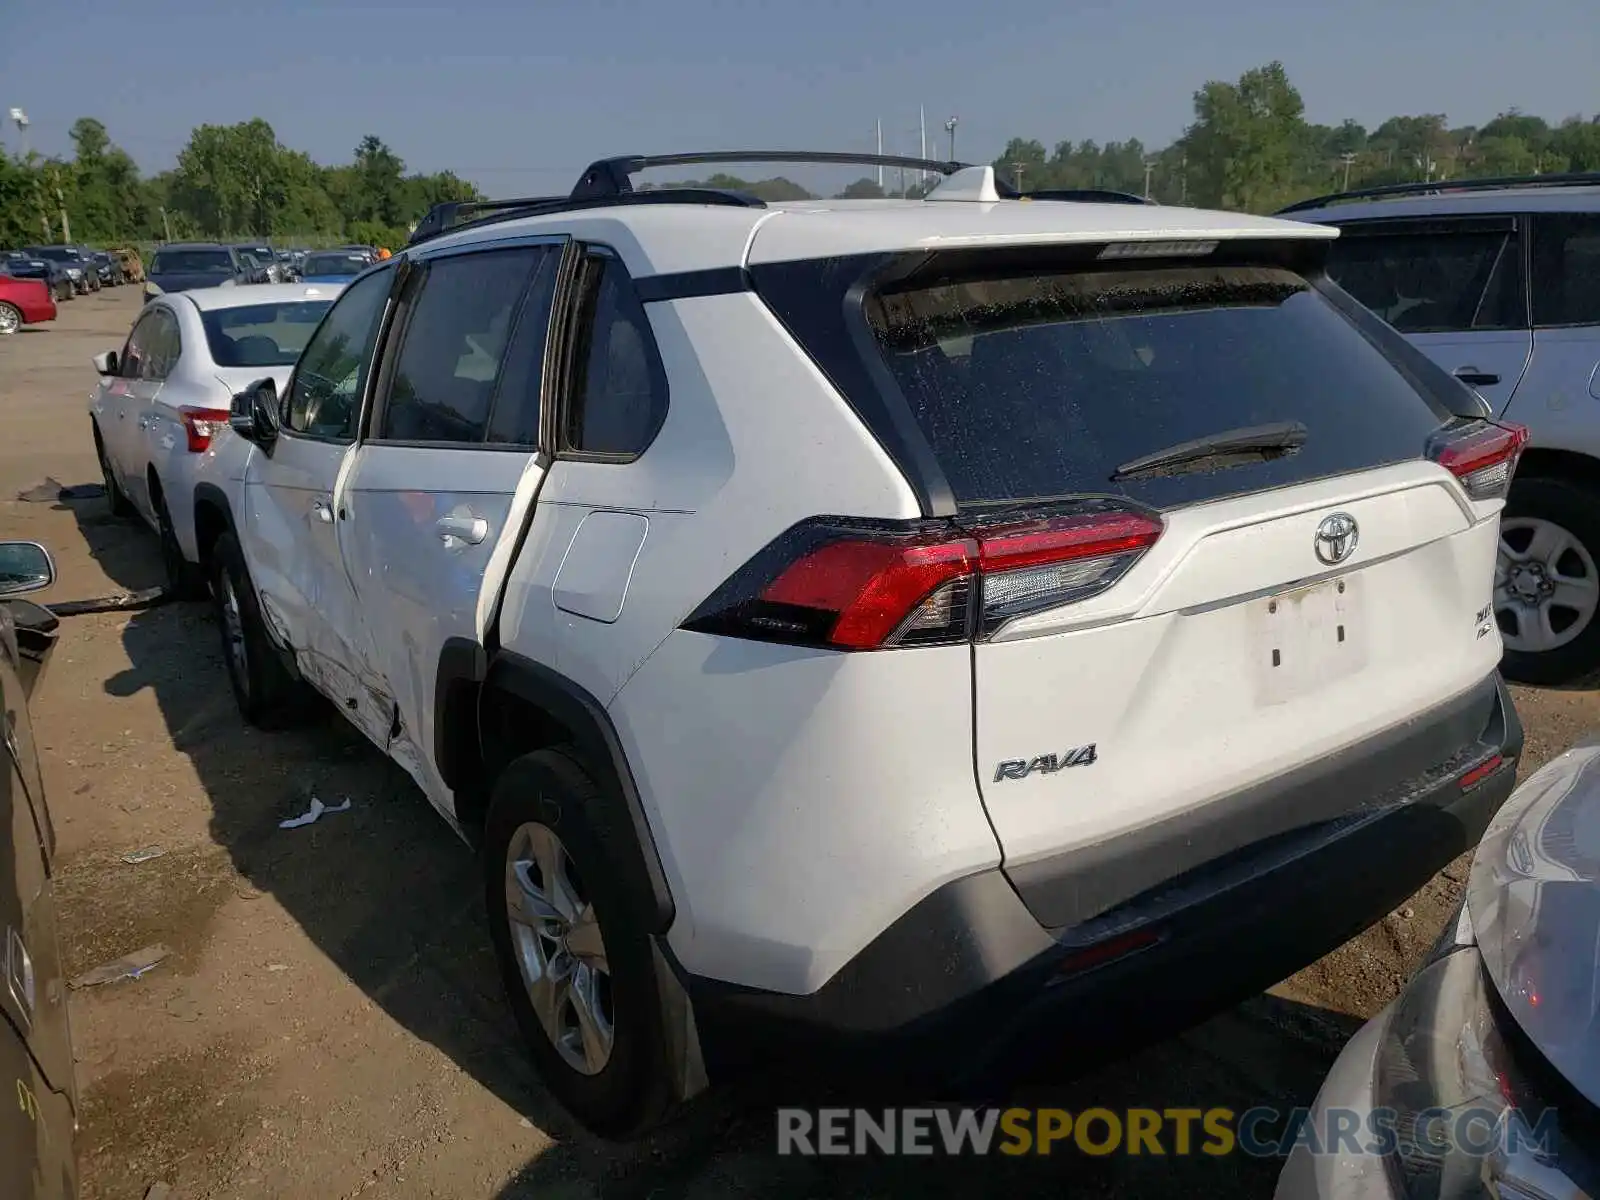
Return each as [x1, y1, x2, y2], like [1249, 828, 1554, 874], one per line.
[1323, 219, 1525, 333]
[866, 258, 1451, 511]
[1530, 214, 1600, 328]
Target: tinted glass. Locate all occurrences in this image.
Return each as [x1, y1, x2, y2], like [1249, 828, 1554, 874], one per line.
[485, 248, 561, 446]
[1324, 225, 1523, 333]
[149, 249, 235, 274]
[201, 301, 334, 367]
[284, 266, 393, 439]
[1531, 215, 1600, 328]
[27, 248, 79, 263]
[867, 262, 1448, 511]
[563, 257, 668, 456]
[141, 309, 182, 381]
[379, 248, 540, 443]
[301, 253, 367, 277]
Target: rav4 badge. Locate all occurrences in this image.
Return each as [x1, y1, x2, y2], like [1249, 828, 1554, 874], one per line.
[993, 745, 1098, 782]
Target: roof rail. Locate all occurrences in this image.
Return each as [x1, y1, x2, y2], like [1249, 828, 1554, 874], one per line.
[407, 150, 970, 247]
[568, 150, 967, 199]
[1277, 170, 1600, 215]
[1007, 186, 1154, 206]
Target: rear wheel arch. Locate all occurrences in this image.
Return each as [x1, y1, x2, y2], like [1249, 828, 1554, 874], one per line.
[440, 641, 675, 934]
[191, 483, 237, 579]
[1515, 446, 1600, 492]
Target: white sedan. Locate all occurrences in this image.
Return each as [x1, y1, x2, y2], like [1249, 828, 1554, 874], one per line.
[88, 283, 344, 594]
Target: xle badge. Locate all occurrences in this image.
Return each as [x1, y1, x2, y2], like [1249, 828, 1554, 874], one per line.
[993, 744, 1098, 782]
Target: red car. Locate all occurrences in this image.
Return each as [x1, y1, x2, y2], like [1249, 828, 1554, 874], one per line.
[0, 277, 57, 335]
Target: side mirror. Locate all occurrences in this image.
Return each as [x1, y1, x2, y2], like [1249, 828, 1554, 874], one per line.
[92, 349, 119, 376]
[0, 541, 55, 597]
[230, 377, 280, 448]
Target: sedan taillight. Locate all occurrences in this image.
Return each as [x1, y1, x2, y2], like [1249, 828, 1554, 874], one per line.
[180, 407, 232, 453]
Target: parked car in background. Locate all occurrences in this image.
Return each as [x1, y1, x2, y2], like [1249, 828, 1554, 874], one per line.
[297, 250, 371, 283]
[233, 245, 283, 284]
[110, 248, 145, 284]
[1283, 175, 1600, 685]
[0, 538, 81, 1200]
[0, 256, 73, 303]
[0, 276, 57, 333]
[22, 247, 95, 295]
[88, 282, 342, 593]
[142, 244, 248, 300]
[88, 251, 123, 287]
[1277, 735, 1600, 1199]
[204, 152, 1526, 1137]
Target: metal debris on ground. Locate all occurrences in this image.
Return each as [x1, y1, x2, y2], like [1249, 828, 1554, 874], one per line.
[48, 587, 169, 617]
[70, 944, 170, 989]
[278, 794, 353, 829]
[121, 846, 166, 865]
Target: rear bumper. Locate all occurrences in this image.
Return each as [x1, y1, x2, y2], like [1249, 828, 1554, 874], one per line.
[680, 673, 1523, 1090]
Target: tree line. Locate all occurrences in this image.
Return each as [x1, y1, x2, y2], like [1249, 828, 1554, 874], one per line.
[4, 60, 1599, 250]
[0, 118, 480, 250]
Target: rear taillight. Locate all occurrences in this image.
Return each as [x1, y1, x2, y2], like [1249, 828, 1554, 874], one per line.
[682, 505, 1163, 650]
[180, 406, 232, 453]
[1429, 420, 1528, 502]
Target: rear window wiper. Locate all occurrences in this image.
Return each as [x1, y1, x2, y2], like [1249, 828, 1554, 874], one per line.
[1110, 421, 1308, 482]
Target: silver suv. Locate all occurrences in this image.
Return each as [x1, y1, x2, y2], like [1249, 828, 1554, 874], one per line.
[1283, 174, 1600, 684]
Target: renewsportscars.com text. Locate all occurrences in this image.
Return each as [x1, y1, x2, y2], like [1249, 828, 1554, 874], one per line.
[776, 1105, 1558, 1159]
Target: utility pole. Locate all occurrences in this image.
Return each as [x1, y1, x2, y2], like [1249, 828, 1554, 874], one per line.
[1339, 152, 1357, 191]
[1012, 162, 1025, 192]
[8, 107, 29, 159]
[945, 115, 958, 162]
[919, 105, 927, 190]
[1142, 158, 1155, 199]
[875, 120, 883, 190]
[1180, 153, 1188, 203]
[159, 206, 173, 242]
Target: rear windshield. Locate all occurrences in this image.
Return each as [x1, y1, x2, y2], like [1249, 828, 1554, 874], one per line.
[302, 254, 367, 277]
[865, 261, 1450, 510]
[150, 249, 235, 274]
[29, 247, 79, 263]
[201, 301, 333, 367]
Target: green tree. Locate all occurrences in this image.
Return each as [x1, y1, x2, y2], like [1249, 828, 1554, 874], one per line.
[835, 177, 886, 198]
[1180, 62, 1308, 211]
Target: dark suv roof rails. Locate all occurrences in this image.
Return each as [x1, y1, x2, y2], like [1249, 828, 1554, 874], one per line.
[1277, 170, 1600, 215]
[408, 150, 970, 246]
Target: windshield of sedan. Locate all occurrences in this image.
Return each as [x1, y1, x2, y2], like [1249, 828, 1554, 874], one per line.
[29, 247, 82, 263]
[201, 301, 334, 367]
[301, 253, 368, 277]
[149, 249, 235, 274]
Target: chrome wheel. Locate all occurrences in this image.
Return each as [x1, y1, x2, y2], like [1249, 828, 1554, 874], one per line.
[1497, 516, 1600, 653]
[218, 571, 250, 696]
[504, 821, 614, 1076]
[0, 303, 20, 335]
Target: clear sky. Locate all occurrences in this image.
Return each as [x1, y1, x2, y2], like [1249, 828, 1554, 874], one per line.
[2, 0, 1595, 196]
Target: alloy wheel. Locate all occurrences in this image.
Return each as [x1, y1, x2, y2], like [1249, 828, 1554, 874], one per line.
[1496, 515, 1600, 653]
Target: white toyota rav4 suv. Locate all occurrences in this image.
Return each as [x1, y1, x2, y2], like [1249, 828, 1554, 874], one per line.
[194, 152, 1526, 1137]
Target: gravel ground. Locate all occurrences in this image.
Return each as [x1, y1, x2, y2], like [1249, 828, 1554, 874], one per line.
[3, 288, 1595, 1199]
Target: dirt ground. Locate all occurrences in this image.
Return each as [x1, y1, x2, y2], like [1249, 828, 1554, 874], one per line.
[2, 289, 1595, 1200]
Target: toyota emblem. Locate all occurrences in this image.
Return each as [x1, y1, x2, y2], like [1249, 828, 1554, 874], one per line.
[1314, 513, 1359, 566]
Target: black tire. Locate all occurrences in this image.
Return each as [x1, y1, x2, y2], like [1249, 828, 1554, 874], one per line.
[93, 426, 134, 517]
[1498, 475, 1600, 686]
[484, 749, 677, 1139]
[155, 489, 205, 599]
[210, 532, 311, 727]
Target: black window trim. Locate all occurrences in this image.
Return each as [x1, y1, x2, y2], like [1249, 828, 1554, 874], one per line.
[1528, 211, 1600, 332]
[362, 235, 570, 452]
[277, 261, 400, 447]
[1323, 213, 1532, 335]
[551, 242, 672, 465]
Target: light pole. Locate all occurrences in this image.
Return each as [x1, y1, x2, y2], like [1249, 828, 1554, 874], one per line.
[944, 116, 958, 162]
[8, 107, 29, 159]
[159, 206, 173, 242]
[1339, 152, 1357, 191]
[1011, 162, 1025, 192]
[1142, 157, 1156, 199]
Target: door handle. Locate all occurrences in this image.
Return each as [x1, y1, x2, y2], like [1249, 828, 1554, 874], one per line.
[311, 498, 334, 524]
[435, 514, 489, 545]
[1453, 366, 1501, 387]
